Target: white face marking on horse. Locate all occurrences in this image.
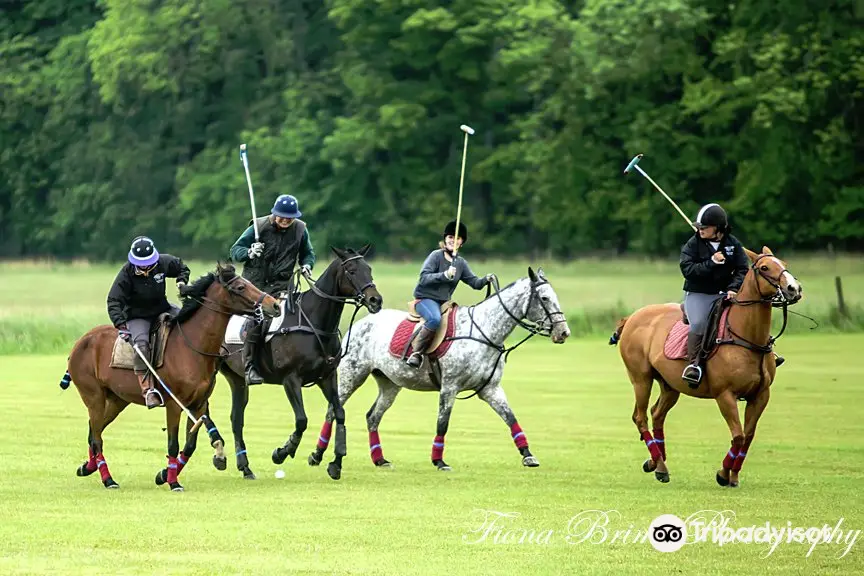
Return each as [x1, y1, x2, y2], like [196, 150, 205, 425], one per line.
[768, 256, 800, 298]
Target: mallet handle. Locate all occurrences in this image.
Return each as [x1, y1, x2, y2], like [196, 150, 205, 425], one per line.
[633, 165, 697, 232]
[453, 131, 470, 258]
[240, 145, 260, 242]
[132, 344, 204, 428]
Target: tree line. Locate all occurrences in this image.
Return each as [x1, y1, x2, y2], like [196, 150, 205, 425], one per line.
[1, 0, 862, 261]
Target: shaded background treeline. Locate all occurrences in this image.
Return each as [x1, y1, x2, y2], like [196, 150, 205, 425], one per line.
[2, 0, 862, 261]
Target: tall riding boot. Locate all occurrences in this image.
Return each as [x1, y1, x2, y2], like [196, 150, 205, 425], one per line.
[243, 321, 264, 385]
[681, 332, 704, 388]
[134, 344, 163, 409]
[406, 326, 437, 368]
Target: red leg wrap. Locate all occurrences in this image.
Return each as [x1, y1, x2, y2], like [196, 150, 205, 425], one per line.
[369, 431, 383, 462]
[510, 423, 528, 449]
[317, 421, 333, 450]
[167, 456, 179, 484]
[431, 435, 445, 461]
[652, 428, 666, 461]
[95, 453, 111, 482]
[641, 430, 663, 462]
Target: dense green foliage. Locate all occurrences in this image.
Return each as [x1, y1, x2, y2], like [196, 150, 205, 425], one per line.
[1, 0, 862, 260]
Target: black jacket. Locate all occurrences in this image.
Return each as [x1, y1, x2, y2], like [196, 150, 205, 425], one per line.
[680, 233, 749, 294]
[107, 255, 191, 327]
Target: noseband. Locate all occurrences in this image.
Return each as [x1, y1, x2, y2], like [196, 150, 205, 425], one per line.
[490, 275, 567, 338]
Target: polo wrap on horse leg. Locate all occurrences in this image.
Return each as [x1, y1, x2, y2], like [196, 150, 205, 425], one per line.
[652, 428, 666, 461]
[510, 423, 528, 449]
[641, 430, 663, 463]
[722, 442, 740, 471]
[731, 438, 752, 472]
[369, 431, 383, 463]
[431, 435, 445, 461]
[334, 424, 347, 457]
[317, 420, 333, 450]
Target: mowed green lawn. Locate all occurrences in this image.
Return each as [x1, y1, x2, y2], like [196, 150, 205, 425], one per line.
[1, 253, 863, 354]
[0, 334, 862, 575]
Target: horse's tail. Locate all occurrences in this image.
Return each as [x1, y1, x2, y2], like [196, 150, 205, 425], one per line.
[59, 356, 72, 390]
[609, 316, 630, 346]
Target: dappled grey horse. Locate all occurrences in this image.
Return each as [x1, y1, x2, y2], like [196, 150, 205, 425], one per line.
[309, 266, 571, 472]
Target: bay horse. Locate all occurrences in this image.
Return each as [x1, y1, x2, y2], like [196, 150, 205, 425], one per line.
[61, 263, 280, 491]
[609, 246, 802, 487]
[217, 246, 383, 481]
[309, 267, 571, 473]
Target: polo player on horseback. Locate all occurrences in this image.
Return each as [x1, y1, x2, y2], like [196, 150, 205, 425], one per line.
[680, 203, 784, 387]
[407, 220, 494, 368]
[107, 236, 190, 409]
[228, 194, 316, 384]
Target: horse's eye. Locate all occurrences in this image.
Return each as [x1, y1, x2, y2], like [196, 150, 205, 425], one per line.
[760, 265, 769, 271]
[541, 296, 550, 302]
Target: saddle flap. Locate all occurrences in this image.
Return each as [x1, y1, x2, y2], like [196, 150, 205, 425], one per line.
[389, 305, 459, 361]
[109, 315, 172, 370]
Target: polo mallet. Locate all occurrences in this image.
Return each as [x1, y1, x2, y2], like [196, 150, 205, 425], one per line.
[239, 144, 260, 242]
[132, 344, 207, 433]
[452, 124, 475, 258]
[624, 154, 697, 232]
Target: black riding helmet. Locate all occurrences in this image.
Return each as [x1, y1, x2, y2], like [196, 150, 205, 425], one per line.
[693, 203, 729, 233]
[443, 220, 468, 244]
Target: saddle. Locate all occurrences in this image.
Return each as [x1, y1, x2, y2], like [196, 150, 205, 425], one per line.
[388, 300, 458, 361]
[664, 297, 731, 361]
[109, 312, 174, 370]
[224, 293, 294, 346]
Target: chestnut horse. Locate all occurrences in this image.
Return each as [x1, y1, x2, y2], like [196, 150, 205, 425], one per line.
[610, 246, 802, 487]
[61, 263, 280, 491]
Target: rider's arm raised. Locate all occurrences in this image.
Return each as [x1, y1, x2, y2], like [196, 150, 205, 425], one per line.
[229, 225, 255, 262]
[680, 237, 714, 280]
[417, 251, 448, 287]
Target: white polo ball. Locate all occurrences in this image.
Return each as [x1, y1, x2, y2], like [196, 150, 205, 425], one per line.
[274, 469, 285, 479]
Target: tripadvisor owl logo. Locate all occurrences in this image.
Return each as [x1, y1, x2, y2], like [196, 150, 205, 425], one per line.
[649, 514, 687, 552]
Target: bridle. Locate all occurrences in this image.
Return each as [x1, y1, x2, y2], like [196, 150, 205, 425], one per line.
[177, 272, 270, 358]
[279, 254, 379, 376]
[448, 274, 567, 400]
[724, 254, 801, 354]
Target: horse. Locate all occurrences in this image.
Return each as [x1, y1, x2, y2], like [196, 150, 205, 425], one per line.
[309, 266, 571, 473]
[216, 245, 383, 481]
[609, 246, 803, 487]
[60, 263, 280, 491]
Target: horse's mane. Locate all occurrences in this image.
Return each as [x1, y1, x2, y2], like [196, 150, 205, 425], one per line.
[169, 265, 234, 325]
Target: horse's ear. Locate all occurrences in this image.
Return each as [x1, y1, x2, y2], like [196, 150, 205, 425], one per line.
[359, 243, 372, 257]
[537, 267, 546, 280]
[762, 246, 773, 255]
[744, 248, 759, 263]
[528, 266, 538, 282]
[331, 246, 345, 260]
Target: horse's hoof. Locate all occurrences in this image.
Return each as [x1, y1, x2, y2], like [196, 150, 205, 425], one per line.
[642, 459, 657, 473]
[729, 480, 739, 488]
[103, 478, 119, 489]
[716, 471, 730, 487]
[374, 458, 392, 469]
[308, 451, 322, 467]
[213, 455, 227, 471]
[272, 448, 288, 465]
[77, 463, 96, 477]
[155, 469, 167, 486]
[433, 460, 451, 472]
[655, 471, 670, 483]
[242, 468, 256, 480]
[169, 482, 184, 492]
[522, 456, 540, 467]
[327, 462, 342, 481]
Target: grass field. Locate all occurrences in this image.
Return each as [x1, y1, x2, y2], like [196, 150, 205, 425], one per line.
[1, 253, 863, 355]
[0, 336, 862, 575]
[1, 256, 863, 574]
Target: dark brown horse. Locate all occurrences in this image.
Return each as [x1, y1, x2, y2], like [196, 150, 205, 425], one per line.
[217, 246, 382, 482]
[61, 263, 280, 491]
[610, 246, 802, 487]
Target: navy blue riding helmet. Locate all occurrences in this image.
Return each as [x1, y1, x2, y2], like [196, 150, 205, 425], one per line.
[272, 194, 302, 219]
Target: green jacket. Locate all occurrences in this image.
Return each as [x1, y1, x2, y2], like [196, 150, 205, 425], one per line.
[229, 216, 316, 294]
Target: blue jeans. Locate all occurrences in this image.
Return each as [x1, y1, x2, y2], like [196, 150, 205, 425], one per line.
[415, 299, 442, 330]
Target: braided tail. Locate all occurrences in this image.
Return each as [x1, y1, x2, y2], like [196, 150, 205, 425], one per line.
[609, 316, 630, 346]
[59, 356, 72, 390]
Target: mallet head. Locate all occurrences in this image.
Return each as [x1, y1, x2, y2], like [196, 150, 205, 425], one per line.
[624, 154, 643, 174]
[240, 143, 247, 153]
[460, 125, 475, 135]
